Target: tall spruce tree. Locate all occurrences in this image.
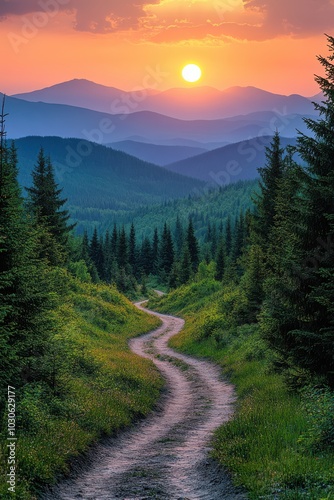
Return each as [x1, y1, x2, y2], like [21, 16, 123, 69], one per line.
[117, 226, 128, 269]
[81, 230, 90, 264]
[240, 244, 265, 323]
[179, 245, 192, 284]
[260, 159, 305, 367]
[231, 212, 246, 263]
[186, 219, 199, 272]
[225, 216, 232, 256]
[26, 149, 74, 264]
[160, 223, 174, 279]
[174, 215, 184, 255]
[89, 228, 103, 280]
[111, 223, 118, 257]
[253, 132, 285, 250]
[129, 223, 137, 276]
[140, 237, 152, 275]
[103, 230, 112, 282]
[152, 228, 159, 275]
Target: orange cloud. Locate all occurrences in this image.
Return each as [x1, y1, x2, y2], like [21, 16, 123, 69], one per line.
[145, 0, 334, 43]
[1, 0, 333, 40]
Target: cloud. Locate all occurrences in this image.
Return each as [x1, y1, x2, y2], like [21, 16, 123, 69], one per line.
[243, 0, 334, 38]
[1, 0, 334, 39]
[147, 0, 334, 43]
[72, 0, 160, 32]
[0, 0, 48, 17]
[0, 0, 160, 32]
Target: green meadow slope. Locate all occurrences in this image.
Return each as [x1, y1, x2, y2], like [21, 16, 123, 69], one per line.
[0, 274, 161, 499]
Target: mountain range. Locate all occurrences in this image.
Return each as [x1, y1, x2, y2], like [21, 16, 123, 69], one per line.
[3, 93, 314, 149]
[2, 78, 317, 227]
[13, 79, 318, 121]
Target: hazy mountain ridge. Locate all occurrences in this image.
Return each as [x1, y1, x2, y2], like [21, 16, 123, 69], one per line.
[13, 79, 318, 120]
[3, 93, 314, 147]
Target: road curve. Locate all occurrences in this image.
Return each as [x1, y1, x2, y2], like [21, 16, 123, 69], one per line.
[42, 302, 246, 500]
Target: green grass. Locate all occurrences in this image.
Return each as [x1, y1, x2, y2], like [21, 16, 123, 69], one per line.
[149, 279, 334, 499]
[0, 277, 161, 499]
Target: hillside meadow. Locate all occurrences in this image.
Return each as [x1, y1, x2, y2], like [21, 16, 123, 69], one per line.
[0, 274, 161, 499]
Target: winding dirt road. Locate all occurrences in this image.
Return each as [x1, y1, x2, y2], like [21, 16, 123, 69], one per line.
[43, 303, 246, 499]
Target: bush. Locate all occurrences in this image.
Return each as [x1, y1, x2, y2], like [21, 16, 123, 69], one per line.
[195, 310, 229, 341]
[300, 386, 334, 452]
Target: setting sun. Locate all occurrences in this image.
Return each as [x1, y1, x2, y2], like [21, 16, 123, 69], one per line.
[182, 64, 202, 83]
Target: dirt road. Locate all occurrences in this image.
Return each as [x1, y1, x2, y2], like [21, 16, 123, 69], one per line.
[43, 303, 246, 499]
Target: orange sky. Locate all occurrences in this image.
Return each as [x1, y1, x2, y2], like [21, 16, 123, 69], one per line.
[1, 0, 333, 96]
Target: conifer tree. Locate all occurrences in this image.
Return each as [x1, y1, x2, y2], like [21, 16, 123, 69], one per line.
[174, 215, 184, 254]
[152, 228, 159, 274]
[225, 216, 232, 256]
[117, 226, 128, 269]
[26, 148, 74, 264]
[89, 228, 103, 280]
[111, 223, 118, 257]
[240, 244, 265, 323]
[206, 222, 212, 244]
[253, 132, 285, 250]
[159, 223, 174, 278]
[140, 237, 152, 275]
[211, 223, 217, 258]
[186, 219, 199, 272]
[129, 223, 137, 275]
[103, 230, 112, 282]
[81, 230, 90, 264]
[231, 213, 245, 263]
[179, 245, 192, 284]
[260, 159, 305, 362]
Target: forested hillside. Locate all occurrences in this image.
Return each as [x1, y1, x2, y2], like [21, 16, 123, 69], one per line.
[14, 136, 203, 212]
[77, 179, 257, 237]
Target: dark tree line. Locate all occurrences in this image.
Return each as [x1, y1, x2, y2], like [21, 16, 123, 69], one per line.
[80, 211, 249, 293]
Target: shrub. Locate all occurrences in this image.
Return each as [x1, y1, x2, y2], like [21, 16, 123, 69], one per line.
[299, 386, 334, 452]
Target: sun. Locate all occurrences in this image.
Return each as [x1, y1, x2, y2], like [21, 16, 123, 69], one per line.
[182, 64, 202, 83]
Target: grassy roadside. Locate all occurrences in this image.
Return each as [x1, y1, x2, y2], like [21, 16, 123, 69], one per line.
[149, 279, 334, 499]
[0, 276, 161, 499]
